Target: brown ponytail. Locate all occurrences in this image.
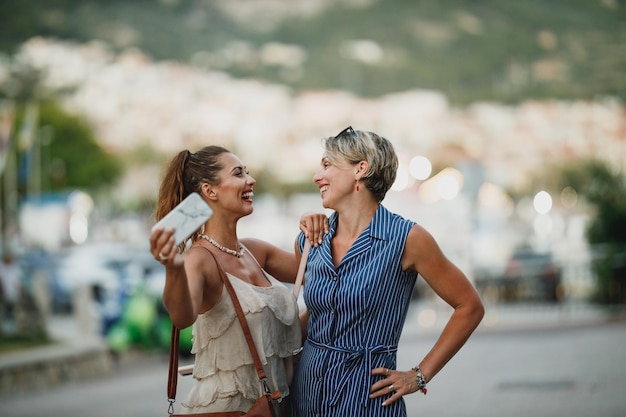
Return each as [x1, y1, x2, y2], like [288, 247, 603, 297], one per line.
[154, 145, 231, 221]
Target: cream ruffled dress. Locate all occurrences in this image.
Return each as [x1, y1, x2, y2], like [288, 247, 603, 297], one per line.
[181, 268, 301, 414]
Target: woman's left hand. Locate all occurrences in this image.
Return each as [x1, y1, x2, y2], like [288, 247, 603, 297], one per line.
[370, 367, 419, 406]
[299, 212, 329, 246]
[150, 227, 182, 267]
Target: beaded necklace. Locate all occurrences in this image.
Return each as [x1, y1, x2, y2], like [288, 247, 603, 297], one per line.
[199, 234, 244, 258]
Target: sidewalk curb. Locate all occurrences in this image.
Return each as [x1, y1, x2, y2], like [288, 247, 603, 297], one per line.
[0, 337, 114, 397]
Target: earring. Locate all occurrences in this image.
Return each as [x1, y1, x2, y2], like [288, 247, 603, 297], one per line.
[355, 180, 360, 191]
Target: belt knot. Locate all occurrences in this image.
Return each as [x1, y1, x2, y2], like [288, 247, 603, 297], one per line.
[308, 339, 397, 407]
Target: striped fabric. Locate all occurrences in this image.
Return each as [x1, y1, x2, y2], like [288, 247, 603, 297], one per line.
[292, 205, 418, 417]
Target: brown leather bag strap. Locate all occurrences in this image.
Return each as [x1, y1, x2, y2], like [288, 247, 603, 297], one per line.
[167, 246, 269, 403]
[292, 239, 310, 299]
[167, 325, 180, 401]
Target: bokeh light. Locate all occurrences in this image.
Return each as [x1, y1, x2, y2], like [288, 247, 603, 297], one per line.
[437, 168, 464, 201]
[560, 186, 578, 209]
[391, 162, 412, 191]
[418, 167, 464, 202]
[409, 155, 432, 180]
[533, 190, 552, 214]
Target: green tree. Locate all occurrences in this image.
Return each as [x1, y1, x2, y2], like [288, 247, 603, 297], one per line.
[0, 58, 123, 193]
[559, 159, 626, 304]
[37, 99, 123, 191]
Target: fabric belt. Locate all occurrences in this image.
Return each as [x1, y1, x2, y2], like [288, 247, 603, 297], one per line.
[308, 339, 398, 407]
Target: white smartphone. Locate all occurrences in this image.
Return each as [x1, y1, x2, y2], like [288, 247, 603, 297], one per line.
[152, 192, 212, 246]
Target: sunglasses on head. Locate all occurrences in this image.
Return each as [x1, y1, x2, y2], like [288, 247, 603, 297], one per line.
[334, 126, 357, 139]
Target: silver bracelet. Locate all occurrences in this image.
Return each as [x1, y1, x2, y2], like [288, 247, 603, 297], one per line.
[412, 365, 428, 395]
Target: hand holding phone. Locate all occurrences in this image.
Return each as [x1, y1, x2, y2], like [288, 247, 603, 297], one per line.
[152, 192, 212, 246]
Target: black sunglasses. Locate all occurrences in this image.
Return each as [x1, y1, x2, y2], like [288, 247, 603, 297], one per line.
[334, 126, 357, 139]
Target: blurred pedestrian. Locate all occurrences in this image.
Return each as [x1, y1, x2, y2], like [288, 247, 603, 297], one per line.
[0, 252, 22, 334]
[292, 127, 485, 417]
[150, 146, 326, 416]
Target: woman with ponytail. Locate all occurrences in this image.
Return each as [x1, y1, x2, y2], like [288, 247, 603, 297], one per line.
[150, 146, 327, 416]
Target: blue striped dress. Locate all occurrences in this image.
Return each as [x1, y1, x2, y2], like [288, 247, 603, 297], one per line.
[292, 205, 418, 417]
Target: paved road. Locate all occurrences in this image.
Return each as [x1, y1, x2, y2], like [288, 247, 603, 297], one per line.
[400, 321, 626, 417]
[3, 319, 625, 417]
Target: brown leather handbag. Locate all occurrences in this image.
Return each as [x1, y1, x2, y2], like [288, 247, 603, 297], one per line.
[166, 249, 281, 417]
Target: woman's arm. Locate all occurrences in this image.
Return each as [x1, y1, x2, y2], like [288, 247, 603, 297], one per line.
[240, 238, 298, 284]
[162, 247, 220, 329]
[370, 224, 484, 406]
[241, 212, 328, 283]
[403, 224, 485, 382]
[151, 228, 220, 329]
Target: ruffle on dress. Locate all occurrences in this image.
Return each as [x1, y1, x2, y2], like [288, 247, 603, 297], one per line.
[182, 272, 301, 412]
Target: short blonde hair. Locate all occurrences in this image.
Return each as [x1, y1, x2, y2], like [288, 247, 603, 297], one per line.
[323, 127, 398, 202]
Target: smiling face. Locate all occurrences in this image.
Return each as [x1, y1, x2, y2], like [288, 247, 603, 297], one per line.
[313, 153, 356, 209]
[210, 152, 256, 217]
[318, 128, 399, 204]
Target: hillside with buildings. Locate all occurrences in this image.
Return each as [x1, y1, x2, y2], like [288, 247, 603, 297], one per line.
[1, 0, 625, 104]
[14, 38, 624, 202]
